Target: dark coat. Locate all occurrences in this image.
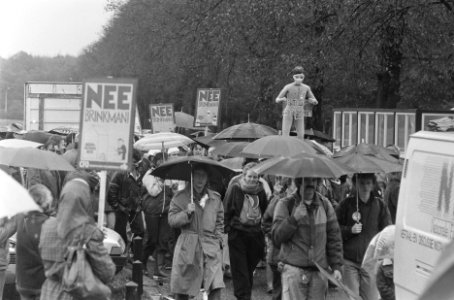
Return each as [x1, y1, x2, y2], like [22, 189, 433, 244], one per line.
[272, 193, 343, 272]
[336, 194, 392, 264]
[15, 212, 49, 296]
[107, 171, 142, 213]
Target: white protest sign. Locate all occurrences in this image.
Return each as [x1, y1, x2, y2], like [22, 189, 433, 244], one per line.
[79, 78, 137, 171]
[194, 88, 221, 127]
[149, 103, 176, 133]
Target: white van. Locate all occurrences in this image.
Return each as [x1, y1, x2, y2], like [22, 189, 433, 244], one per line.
[395, 131, 454, 299]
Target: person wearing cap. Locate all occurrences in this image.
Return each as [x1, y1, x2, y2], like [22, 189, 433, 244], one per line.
[335, 173, 392, 300]
[276, 66, 318, 138]
[272, 177, 343, 300]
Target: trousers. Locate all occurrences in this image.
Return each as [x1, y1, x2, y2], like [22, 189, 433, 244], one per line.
[281, 107, 305, 138]
[343, 259, 379, 300]
[228, 230, 265, 300]
[281, 264, 328, 300]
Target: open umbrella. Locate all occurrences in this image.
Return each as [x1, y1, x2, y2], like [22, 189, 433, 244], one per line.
[152, 156, 235, 182]
[220, 157, 245, 172]
[134, 132, 194, 151]
[291, 129, 336, 142]
[151, 156, 236, 203]
[212, 141, 249, 157]
[0, 147, 75, 171]
[192, 133, 226, 148]
[333, 143, 400, 163]
[213, 122, 277, 140]
[241, 135, 318, 158]
[333, 153, 402, 174]
[251, 153, 352, 178]
[48, 127, 78, 136]
[0, 139, 42, 148]
[0, 169, 41, 218]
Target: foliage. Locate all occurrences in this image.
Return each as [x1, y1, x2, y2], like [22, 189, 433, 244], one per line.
[0, 52, 79, 119]
[3, 0, 454, 130]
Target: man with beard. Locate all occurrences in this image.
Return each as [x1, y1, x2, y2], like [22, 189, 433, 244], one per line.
[272, 177, 343, 300]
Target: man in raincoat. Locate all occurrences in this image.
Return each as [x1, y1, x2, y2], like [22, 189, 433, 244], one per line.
[168, 164, 225, 300]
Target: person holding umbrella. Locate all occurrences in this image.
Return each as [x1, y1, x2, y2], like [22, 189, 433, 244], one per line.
[335, 173, 392, 300]
[272, 177, 343, 300]
[168, 164, 225, 300]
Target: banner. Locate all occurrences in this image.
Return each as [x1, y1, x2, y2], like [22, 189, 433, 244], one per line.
[79, 78, 137, 171]
[194, 88, 221, 127]
[149, 103, 175, 133]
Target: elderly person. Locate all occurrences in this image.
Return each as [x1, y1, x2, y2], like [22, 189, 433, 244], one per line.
[39, 173, 115, 300]
[15, 184, 54, 300]
[168, 165, 225, 300]
[224, 162, 268, 300]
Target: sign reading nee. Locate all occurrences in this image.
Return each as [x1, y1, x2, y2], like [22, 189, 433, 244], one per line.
[149, 103, 175, 133]
[79, 78, 137, 171]
[194, 88, 221, 127]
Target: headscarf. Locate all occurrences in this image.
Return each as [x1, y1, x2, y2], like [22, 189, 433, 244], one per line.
[56, 177, 94, 240]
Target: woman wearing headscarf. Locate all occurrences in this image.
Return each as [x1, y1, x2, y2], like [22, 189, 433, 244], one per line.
[39, 173, 115, 300]
[168, 165, 225, 300]
[224, 162, 268, 300]
[15, 184, 54, 300]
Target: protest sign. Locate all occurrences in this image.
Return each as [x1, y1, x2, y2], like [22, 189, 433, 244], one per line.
[135, 106, 142, 133]
[79, 78, 137, 171]
[149, 103, 176, 133]
[194, 88, 221, 127]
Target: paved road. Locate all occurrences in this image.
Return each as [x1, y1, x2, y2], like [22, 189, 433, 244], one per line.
[142, 267, 349, 300]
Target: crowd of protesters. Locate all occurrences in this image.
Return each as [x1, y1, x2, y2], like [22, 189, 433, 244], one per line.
[0, 129, 402, 300]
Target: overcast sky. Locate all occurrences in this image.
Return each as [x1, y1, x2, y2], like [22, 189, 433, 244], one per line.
[0, 0, 114, 59]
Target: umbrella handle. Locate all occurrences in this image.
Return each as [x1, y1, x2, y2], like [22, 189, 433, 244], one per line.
[191, 164, 194, 204]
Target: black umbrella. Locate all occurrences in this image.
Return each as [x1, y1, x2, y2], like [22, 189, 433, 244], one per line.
[151, 156, 236, 203]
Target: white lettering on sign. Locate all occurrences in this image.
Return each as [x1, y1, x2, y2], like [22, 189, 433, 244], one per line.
[151, 105, 174, 117]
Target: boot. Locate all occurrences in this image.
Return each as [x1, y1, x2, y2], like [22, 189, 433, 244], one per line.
[155, 252, 170, 277]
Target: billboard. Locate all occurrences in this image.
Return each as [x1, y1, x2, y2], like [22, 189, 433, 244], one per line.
[194, 88, 221, 127]
[149, 103, 175, 133]
[79, 78, 137, 171]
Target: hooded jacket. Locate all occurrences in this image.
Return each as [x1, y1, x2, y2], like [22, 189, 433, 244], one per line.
[272, 192, 343, 272]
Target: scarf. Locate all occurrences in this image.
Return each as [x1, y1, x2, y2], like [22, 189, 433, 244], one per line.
[239, 176, 263, 195]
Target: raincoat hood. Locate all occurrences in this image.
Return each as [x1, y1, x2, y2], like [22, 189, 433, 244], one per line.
[56, 178, 95, 240]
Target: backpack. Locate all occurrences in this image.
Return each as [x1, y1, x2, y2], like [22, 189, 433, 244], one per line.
[239, 193, 262, 226]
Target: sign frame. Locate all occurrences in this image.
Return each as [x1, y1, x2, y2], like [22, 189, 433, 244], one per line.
[194, 88, 221, 127]
[78, 77, 137, 171]
[149, 103, 176, 133]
